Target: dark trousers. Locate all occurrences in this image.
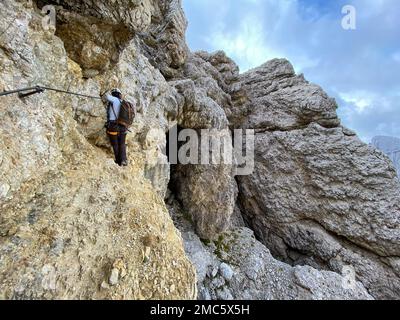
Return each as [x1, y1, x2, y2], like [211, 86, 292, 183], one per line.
[107, 122, 127, 166]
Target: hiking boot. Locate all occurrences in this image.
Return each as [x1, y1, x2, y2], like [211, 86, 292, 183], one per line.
[121, 160, 128, 167]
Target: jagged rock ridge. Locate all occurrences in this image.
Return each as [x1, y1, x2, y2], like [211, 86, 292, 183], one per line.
[232, 60, 400, 299]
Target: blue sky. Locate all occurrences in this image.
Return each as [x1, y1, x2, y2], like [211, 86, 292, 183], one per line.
[182, 0, 400, 142]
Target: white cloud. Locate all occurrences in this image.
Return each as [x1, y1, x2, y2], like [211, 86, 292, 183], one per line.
[205, 17, 282, 72]
[204, 0, 321, 73]
[338, 90, 395, 115]
[338, 91, 374, 114]
[184, 0, 400, 141]
[393, 52, 400, 62]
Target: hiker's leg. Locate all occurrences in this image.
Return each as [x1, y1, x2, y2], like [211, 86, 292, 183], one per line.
[108, 133, 120, 165]
[118, 132, 127, 165]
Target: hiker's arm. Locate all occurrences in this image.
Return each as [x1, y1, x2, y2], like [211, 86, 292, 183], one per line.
[106, 94, 121, 112]
[106, 94, 118, 103]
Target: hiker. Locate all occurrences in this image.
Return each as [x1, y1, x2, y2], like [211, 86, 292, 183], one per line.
[103, 88, 136, 167]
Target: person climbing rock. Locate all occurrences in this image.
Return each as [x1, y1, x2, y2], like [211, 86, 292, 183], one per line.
[103, 88, 136, 167]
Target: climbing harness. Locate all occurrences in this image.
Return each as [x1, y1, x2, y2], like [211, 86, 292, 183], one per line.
[0, 85, 101, 100]
[107, 130, 119, 136]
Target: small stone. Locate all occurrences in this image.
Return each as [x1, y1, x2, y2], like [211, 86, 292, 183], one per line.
[101, 281, 110, 290]
[0, 183, 10, 198]
[50, 238, 64, 256]
[109, 268, 119, 286]
[113, 258, 127, 278]
[41, 265, 57, 291]
[142, 246, 151, 262]
[207, 266, 218, 278]
[219, 263, 234, 281]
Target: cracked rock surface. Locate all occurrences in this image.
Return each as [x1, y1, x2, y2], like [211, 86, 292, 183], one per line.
[233, 60, 400, 300]
[169, 199, 373, 300]
[1, 0, 399, 300]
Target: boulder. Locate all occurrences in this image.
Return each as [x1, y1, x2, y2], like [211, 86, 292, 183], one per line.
[234, 60, 400, 299]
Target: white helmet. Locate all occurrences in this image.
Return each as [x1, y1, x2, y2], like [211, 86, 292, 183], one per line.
[111, 88, 122, 95]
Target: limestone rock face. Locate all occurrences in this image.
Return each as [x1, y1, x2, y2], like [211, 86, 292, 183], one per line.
[54, 10, 132, 77]
[174, 52, 242, 128]
[0, 0, 196, 299]
[41, 0, 155, 32]
[168, 52, 240, 240]
[169, 200, 373, 300]
[1, 0, 400, 301]
[171, 162, 237, 240]
[232, 59, 340, 131]
[139, 0, 189, 78]
[234, 60, 400, 299]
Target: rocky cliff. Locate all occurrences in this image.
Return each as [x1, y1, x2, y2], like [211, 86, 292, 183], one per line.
[0, 0, 399, 300]
[0, 0, 196, 300]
